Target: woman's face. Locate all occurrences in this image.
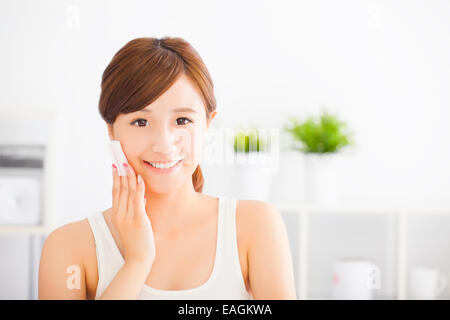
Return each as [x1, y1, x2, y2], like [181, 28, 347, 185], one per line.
[108, 74, 216, 194]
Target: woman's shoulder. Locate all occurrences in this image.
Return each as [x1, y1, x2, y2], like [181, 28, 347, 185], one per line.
[235, 199, 282, 247]
[39, 215, 99, 299]
[236, 199, 281, 224]
[43, 215, 97, 266]
[45, 217, 90, 244]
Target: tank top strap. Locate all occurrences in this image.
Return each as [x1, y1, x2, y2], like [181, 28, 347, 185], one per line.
[87, 213, 112, 254]
[87, 211, 124, 299]
[220, 197, 247, 283]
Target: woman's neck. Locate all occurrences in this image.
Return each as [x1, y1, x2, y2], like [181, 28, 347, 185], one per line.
[144, 184, 202, 237]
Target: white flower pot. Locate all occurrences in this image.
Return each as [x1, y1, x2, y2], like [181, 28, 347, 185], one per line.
[303, 152, 342, 205]
[269, 150, 304, 204]
[233, 152, 273, 201]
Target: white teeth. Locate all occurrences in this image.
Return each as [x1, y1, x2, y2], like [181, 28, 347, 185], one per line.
[148, 159, 181, 169]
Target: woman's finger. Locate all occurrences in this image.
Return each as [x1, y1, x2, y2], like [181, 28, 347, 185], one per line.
[124, 163, 137, 220]
[135, 174, 146, 221]
[112, 164, 120, 215]
[117, 163, 129, 220]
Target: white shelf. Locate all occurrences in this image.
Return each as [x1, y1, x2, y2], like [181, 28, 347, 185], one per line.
[270, 201, 450, 300]
[0, 225, 51, 235]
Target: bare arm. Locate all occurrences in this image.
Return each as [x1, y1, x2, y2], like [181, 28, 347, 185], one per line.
[97, 261, 151, 300]
[247, 201, 297, 299]
[39, 226, 87, 299]
[38, 223, 152, 300]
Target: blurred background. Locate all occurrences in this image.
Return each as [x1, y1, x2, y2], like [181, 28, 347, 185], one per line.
[0, 0, 449, 300]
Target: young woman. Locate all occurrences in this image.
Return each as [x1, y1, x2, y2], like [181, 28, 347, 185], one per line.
[38, 37, 296, 300]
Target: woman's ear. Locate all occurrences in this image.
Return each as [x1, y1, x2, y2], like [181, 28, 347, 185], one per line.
[206, 111, 217, 129]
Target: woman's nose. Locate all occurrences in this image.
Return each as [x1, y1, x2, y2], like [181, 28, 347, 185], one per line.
[152, 135, 177, 154]
[151, 128, 186, 155]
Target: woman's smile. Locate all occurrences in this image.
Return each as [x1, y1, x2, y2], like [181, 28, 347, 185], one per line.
[143, 158, 183, 174]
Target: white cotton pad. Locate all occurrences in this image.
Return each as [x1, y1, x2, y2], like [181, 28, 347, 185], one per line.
[108, 140, 129, 176]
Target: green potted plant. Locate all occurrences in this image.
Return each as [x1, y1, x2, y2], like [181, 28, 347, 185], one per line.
[282, 108, 355, 204]
[233, 127, 269, 151]
[231, 127, 272, 201]
[283, 109, 354, 154]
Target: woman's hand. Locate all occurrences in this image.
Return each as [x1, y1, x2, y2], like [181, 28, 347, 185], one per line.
[112, 162, 156, 268]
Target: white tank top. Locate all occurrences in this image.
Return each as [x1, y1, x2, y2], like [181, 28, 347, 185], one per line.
[87, 196, 253, 300]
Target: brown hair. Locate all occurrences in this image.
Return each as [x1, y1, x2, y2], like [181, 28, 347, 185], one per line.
[98, 37, 216, 193]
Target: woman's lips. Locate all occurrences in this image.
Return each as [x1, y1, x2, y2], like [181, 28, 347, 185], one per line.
[143, 159, 183, 174]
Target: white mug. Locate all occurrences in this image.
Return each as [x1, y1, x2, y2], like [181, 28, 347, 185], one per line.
[409, 266, 448, 300]
[331, 257, 380, 300]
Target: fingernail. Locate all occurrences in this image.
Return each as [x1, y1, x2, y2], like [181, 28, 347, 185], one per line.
[112, 163, 117, 169]
[138, 175, 142, 184]
[123, 163, 128, 168]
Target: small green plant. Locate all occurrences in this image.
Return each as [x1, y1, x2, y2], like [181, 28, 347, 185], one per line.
[283, 109, 355, 154]
[233, 127, 268, 153]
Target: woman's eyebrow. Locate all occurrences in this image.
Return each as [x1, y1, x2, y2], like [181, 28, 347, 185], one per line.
[139, 107, 199, 114]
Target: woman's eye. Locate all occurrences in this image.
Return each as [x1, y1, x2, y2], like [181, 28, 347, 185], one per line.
[176, 117, 193, 125]
[131, 119, 149, 127]
[131, 117, 193, 127]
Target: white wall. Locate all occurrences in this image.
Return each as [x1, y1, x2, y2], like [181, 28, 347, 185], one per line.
[2, 0, 449, 226]
[1, 0, 449, 299]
